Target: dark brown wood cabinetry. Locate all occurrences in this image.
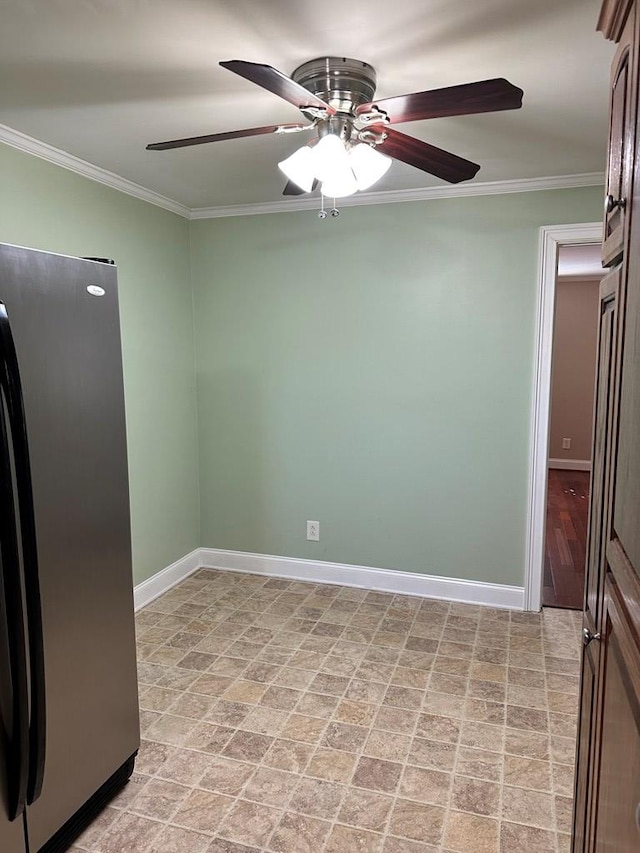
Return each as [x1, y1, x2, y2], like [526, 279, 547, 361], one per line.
[593, 578, 640, 850]
[602, 12, 635, 266]
[573, 269, 619, 850]
[572, 2, 640, 850]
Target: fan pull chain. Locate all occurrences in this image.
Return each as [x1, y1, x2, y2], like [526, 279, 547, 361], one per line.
[318, 196, 340, 220]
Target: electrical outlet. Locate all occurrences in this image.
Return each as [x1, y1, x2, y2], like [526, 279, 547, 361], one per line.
[307, 521, 320, 542]
[562, 438, 572, 449]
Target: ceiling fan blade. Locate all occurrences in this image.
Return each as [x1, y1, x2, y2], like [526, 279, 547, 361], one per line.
[146, 123, 308, 150]
[357, 78, 523, 124]
[283, 178, 319, 196]
[220, 60, 335, 115]
[375, 127, 480, 183]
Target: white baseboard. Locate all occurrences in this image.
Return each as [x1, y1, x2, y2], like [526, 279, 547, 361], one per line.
[133, 548, 201, 611]
[135, 547, 526, 611]
[199, 548, 525, 610]
[548, 458, 592, 471]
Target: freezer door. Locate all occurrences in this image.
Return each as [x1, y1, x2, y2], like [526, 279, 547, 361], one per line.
[0, 578, 28, 853]
[0, 810, 25, 852]
[0, 764, 25, 853]
[0, 245, 139, 851]
[0, 380, 29, 853]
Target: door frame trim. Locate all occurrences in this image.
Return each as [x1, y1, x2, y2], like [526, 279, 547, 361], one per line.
[524, 222, 603, 610]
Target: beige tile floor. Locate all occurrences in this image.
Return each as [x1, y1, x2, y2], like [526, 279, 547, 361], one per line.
[71, 569, 582, 853]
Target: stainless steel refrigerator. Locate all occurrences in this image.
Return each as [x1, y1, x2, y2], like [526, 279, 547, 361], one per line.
[0, 244, 140, 853]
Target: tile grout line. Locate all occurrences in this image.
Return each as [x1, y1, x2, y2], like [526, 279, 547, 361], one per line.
[309, 588, 423, 853]
[360, 594, 443, 852]
[86, 570, 582, 853]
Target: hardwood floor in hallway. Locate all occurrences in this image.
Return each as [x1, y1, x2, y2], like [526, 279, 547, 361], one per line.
[543, 468, 591, 610]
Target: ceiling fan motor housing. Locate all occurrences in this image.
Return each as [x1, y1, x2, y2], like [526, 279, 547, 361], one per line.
[292, 57, 377, 115]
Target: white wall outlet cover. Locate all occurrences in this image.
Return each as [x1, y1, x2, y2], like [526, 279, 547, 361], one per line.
[307, 521, 320, 541]
[562, 437, 572, 449]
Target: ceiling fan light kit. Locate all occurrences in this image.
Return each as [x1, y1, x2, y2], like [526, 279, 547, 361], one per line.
[278, 133, 392, 198]
[277, 145, 316, 192]
[350, 143, 393, 191]
[147, 55, 524, 217]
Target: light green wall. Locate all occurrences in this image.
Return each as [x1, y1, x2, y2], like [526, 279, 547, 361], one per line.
[191, 187, 602, 587]
[0, 141, 603, 590]
[0, 143, 200, 584]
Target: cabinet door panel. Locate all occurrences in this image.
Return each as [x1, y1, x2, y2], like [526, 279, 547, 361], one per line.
[573, 270, 619, 852]
[602, 7, 636, 267]
[612, 261, 640, 579]
[593, 578, 640, 852]
[572, 640, 600, 852]
[611, 0, 640, 624]
[585, 271, 619, 630]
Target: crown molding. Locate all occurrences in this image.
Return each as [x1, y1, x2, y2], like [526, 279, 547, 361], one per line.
[0, 122, 603, 222]
[189, 172, 605, 219]
[0, 123, 191, 219]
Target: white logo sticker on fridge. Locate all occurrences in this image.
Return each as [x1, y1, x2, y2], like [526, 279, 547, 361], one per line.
[87, 285, 106, 297]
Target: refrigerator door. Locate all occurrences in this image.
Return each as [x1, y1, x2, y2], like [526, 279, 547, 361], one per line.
[0, 245, 139, 851]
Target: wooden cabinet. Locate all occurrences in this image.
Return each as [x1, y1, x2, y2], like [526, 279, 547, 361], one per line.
[612, 10, 640, 578]
[585, 270, 620, 632]
[572, 2, 640, 850]
[573, 270, 619, 849]
[593, 577, 640, 852]
[602, 10, 635, 266]
[573, 640, 599, 852]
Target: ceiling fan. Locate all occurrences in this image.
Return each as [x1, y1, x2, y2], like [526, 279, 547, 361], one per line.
[147, 57, 523, 200]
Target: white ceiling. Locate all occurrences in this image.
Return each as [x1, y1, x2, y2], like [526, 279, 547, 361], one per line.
[0, 0, 613, 209]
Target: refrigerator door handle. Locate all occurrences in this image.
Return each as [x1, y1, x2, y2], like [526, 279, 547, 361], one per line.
[0, 302, 47, 805]
[0, 390, 30, 819]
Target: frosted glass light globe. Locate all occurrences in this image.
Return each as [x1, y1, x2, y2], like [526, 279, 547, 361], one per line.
[277, 145, 316, 192]
[349, 143, 392, 191]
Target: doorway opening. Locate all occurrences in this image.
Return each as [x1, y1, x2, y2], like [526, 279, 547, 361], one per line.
[524, 222, 603, 611]
[543, 245, 602, 608]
